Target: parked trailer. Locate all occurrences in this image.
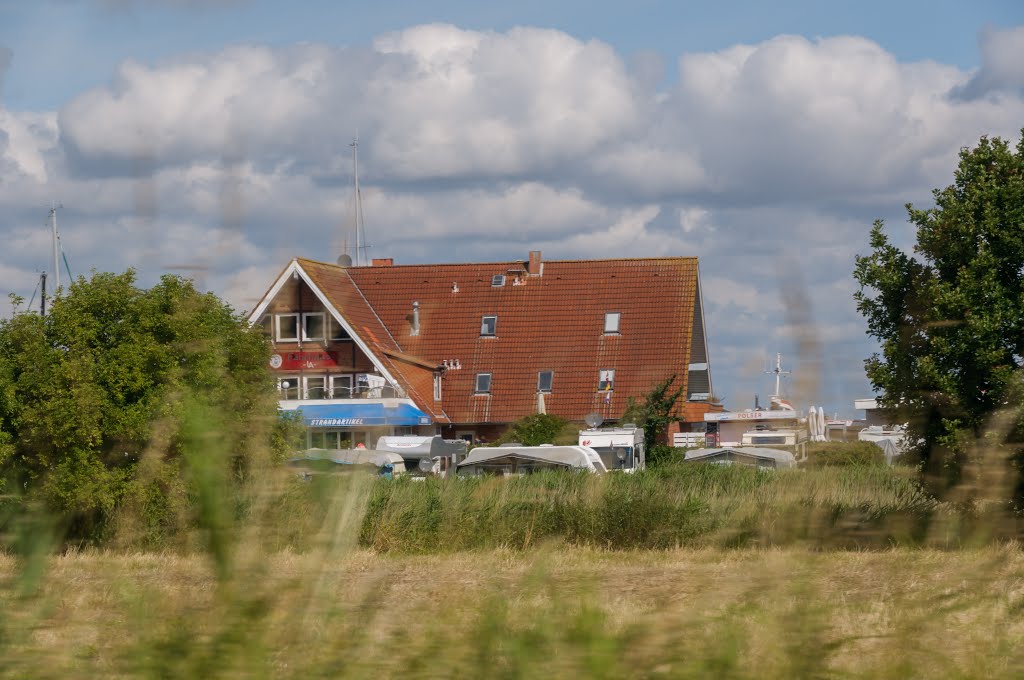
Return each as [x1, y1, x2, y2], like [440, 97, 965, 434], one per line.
[578, 425, 645, 471]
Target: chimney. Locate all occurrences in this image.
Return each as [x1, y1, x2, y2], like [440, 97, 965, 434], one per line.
[372, 258, 394, 266]
[527, 250, 543, 276]
[411, 301, 420, 336]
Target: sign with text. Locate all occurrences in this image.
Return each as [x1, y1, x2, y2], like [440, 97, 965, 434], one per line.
[704, 410, 798, 422]
[270, 351, 339, 371]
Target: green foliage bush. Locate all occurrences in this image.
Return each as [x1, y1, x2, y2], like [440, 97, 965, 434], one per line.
[493, 413, 572, 446]
[0, 270, 278, 545]
[803, 441, 887, 467]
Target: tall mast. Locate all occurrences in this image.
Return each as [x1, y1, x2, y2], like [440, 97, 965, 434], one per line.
[765, 352, 790, 398]
[50, 205, 60, 291]
[350, 138, 367, 266]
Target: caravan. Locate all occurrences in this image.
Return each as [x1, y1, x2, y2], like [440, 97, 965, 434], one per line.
[578, 424, 645, 472]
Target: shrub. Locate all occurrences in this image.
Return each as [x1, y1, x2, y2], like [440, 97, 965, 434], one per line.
[803, 441, 887, 467]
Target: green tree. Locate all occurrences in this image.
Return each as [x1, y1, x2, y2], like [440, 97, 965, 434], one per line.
[0, 270, 276, 542]
[854, 131, 1024, 493]
[496, 413, 572, 446]
[622, 374, 686, 467]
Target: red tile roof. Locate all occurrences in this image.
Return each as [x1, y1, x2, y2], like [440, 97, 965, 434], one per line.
[296, 255, 702, 425]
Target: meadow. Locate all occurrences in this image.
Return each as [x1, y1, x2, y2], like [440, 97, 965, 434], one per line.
[4, 463, 1024, 678]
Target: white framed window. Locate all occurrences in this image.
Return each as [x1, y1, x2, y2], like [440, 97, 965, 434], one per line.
[278, 376, 300, 400]
[538, 370, 553, 393]
[330, 374, 353, 399]
[276, 314, 299, 342]
[330, 316, 349, 341]
[433, 373, 443, 401]
[475, 373, 492, 394]
[480, 315, 497, 337]
[305, 376, 327, 400]
[604, 312, 621, 334]
[598, 369, 615, 391]
[302, 312, 325, 341]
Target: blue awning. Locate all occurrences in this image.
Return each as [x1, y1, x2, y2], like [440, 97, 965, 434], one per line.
[290, 402, 433, 427]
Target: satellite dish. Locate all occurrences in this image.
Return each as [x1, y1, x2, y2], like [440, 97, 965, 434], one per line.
[584, 412, 604, 428]
[418, 457, 433, 473]
[337, 254, 353, 267]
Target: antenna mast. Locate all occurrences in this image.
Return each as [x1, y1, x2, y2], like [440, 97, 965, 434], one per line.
[50, 205, 60, 291]
[765, 352, 790, 398]
[350, 138, 369, 266]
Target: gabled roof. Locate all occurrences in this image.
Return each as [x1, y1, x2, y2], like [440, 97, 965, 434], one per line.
[274, 255, 702, 425]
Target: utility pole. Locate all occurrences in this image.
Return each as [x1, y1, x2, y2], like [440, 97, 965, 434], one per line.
[50, 205, 60, 292]
[40, 272, 47, 316]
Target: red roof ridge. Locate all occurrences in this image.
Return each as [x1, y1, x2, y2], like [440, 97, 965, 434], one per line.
[295, 255, 698, 270]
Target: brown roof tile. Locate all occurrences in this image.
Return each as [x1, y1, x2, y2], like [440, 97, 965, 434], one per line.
[297, 256, 702, 425]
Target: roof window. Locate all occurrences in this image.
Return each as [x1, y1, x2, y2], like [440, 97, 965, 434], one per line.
[480, 315, 497, 337]
[538, 370, 553, 393]
[475, 373, 492, 394]
[491, 274, 506, 287]
[604, 312, 621, 334]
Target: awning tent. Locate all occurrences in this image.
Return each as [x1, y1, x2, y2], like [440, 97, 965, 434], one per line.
[458, 446, 608, 473]
[684, 446, 797, 469]
[290, 402, 433, 427]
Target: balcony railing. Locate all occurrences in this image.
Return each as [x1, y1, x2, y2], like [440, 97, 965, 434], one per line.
[279, 384, 408, 401]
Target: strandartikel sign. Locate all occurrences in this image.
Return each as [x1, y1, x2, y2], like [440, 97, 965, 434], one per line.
[309, 418, 366, 427]
[704, 410, 798, 422]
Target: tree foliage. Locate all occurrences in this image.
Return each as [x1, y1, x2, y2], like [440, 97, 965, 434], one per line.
[0, 270, 277, 542]
[854, 132, 1024, 492]
[496, 413, 572, 447]
[622, 374, 686, 467]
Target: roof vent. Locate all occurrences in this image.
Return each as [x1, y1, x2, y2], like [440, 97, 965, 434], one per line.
[491, 274, 506, 287]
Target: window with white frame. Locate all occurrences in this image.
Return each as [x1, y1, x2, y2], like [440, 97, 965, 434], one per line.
[537, 370, 554, 393]
[433, 373, 443, 401]
[278, 376, 300, 400]
[305, 376, 327, 400]
[598, 369, 615, 391]
[475, 373, 492, 394]
[276, 314, 299, 342]
[302, 312, 325, 341]
[480, 315, 497, 337]
[330, 374, 353, 399]
[330, 316, 349, 341]
[604, 312, 621, 334]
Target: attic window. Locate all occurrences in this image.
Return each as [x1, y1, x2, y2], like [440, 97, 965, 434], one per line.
[302, 313, 325, 341]
[276, 314, 299, 342]
[475, 373, 492, 394]
[480, 315, 497, 337]
[492, 275, 506, 287]
[538, 370, 553, 393]
[598, 369, 615, 392]
[604, 312, 621, 334]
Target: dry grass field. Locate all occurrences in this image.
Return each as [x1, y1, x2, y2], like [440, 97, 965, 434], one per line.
[4, 524, 1024, 677]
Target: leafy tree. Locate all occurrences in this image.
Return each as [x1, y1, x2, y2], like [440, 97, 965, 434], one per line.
[0, 270, 276, 542]
[496, 413, 571, 446]
[622, 374, 686, 467]
[854, 132, 1024, 493]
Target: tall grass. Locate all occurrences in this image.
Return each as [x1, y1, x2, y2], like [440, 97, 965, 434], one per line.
[358, 464, 948, 553]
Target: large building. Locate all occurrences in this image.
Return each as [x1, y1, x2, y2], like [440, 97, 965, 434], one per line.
[247, 251, 719, 448]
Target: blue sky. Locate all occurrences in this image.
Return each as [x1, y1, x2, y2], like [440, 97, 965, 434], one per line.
[3, 0, 1020, 109]
[1, 0, 1022, 415]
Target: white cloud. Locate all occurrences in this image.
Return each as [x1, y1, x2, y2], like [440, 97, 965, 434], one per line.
[3, 23, 1023, 411]
[953, 25, 1024, 99]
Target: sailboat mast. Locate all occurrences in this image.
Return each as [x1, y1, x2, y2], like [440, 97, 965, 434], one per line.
[350, 139, 367, 266]
[50, 205, 60, 291]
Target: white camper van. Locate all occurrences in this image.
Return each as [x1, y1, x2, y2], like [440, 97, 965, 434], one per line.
[578, 424, 645, 472]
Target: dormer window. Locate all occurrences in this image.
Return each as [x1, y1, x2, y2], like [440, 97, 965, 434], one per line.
[480, 315, 497, 337]
[604, 312, 621, 334]
[276, 314, 299, 342]
[302, 313, 325, 341]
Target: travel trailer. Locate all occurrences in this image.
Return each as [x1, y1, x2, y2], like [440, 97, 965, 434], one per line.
[577, 419, 645, 471]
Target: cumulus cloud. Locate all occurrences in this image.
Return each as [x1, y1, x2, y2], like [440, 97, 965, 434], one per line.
[3, 23, 1024, 409]
[953, 25, 1024, 99]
